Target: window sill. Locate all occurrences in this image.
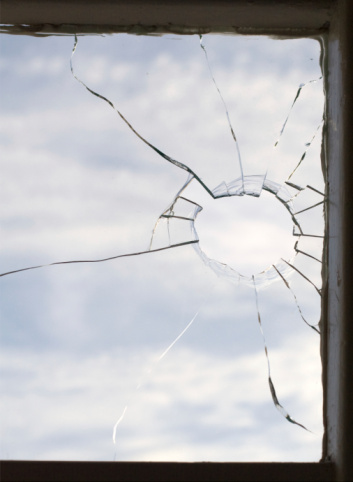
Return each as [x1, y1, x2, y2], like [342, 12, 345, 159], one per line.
[1, 460, 335, 482]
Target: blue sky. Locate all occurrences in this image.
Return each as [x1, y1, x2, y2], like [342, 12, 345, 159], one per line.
[0, 32, 324, 461]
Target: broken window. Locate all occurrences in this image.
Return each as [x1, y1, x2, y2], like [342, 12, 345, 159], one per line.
[0, 32, 325, 462]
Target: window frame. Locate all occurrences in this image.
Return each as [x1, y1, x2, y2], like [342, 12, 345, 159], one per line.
[1, 0, 352, 480]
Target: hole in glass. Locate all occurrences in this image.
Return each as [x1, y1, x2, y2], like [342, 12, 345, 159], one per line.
[196, 190, 295, 278]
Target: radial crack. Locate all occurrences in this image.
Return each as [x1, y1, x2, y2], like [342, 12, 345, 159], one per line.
[272, 265, 320, 333]
[281, 258, 321, 295]
[252, 276, 310, 430]
[285, 181, 305, 191]
[287, 122, 323, 181]
[274, 78, 322, 148]
[161, 215, 195, 221]
[0, 241, 199, 278]
[292, 232, 324, 239]
[294, 242, 322, 263]
[306, 185, 325, 196]
[149, 176, 201, 250]
[70, 35, 215, 199]
[294, 200, 325, 215]
[199, 35, 244, 191]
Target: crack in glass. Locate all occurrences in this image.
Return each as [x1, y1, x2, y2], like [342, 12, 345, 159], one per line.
[0, 32, 325, 460]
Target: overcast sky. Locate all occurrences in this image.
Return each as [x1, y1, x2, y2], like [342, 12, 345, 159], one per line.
[0, 32, 325, 462]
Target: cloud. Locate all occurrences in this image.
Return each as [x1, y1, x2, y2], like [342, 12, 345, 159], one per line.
[0, 32, 324, 462]
[0, 333, 322, 461]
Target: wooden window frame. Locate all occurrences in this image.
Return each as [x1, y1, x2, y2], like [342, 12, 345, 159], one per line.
[1, 0, 352, 480]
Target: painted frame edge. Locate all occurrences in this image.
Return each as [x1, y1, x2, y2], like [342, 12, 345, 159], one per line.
[0, 461, 335, 482]
[322, 0, 353, 481]
[0, 0, 334, 32]
[0, 0, 352, 480]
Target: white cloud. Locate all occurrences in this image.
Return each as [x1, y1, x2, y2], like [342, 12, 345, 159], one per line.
[0, 33, 324, 463]
[0, 332, 322, 461]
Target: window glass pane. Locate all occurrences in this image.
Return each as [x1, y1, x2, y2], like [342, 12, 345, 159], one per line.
[0, 33, 324, 461]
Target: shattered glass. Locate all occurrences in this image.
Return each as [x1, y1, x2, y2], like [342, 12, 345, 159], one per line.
[0, 33, 325, 461]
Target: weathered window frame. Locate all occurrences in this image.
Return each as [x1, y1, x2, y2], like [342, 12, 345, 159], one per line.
[0, 0, 352, 480]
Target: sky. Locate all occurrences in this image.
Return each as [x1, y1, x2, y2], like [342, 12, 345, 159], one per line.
[0, 32, 325, 462]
